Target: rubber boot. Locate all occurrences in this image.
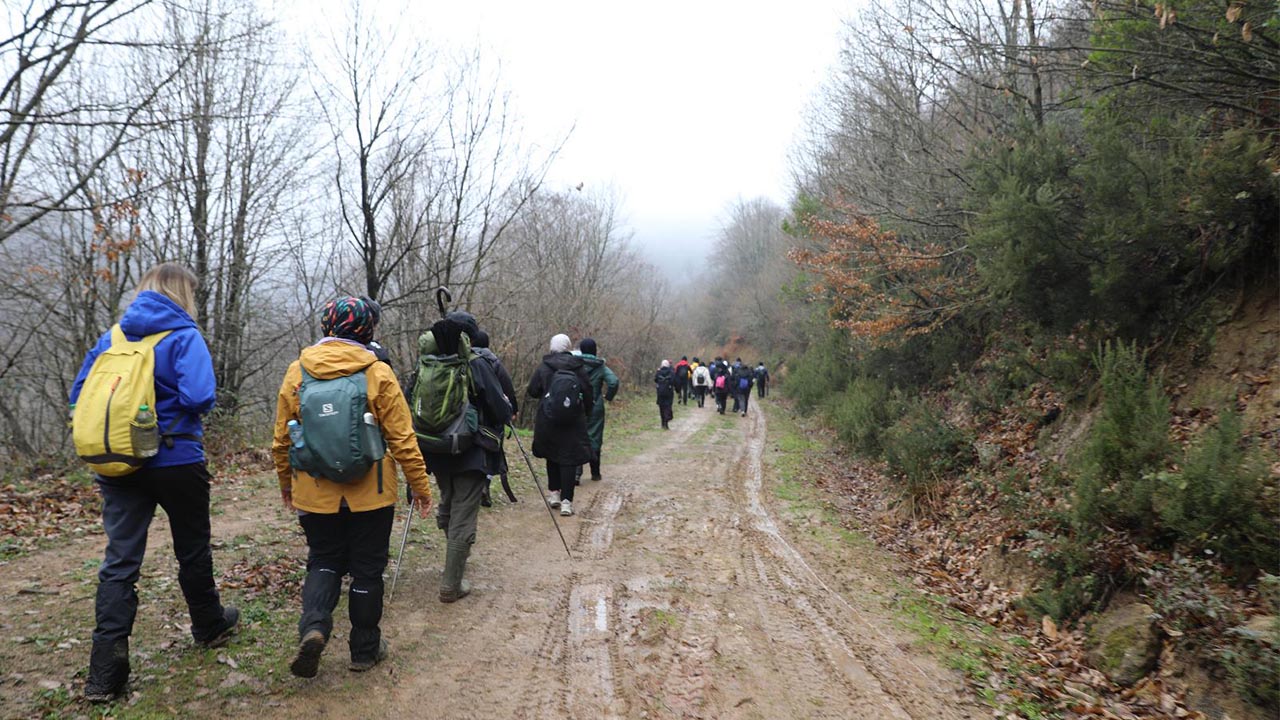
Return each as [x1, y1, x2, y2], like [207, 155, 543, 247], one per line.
[438, 539, 472, 603]
[84, 638, 129, 702]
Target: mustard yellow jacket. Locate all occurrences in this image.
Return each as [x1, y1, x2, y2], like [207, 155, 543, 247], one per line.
[271, 340, 432, 513]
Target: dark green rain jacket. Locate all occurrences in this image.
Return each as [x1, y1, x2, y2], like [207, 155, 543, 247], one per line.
[579, 354, 619, 451]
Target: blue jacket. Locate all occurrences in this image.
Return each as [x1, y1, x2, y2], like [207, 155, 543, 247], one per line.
[70, 291, 217, 468]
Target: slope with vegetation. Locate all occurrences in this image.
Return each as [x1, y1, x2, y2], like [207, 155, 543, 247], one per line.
[696, 0, 1278, 716]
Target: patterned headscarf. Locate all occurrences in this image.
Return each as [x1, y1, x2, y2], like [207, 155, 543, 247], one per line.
[321, 296, 376, 344]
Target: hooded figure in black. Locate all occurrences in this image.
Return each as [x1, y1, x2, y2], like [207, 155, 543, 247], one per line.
[468, 328, 517, 506]
[654, 359, 677, 429]
[526, 333, 594, 516]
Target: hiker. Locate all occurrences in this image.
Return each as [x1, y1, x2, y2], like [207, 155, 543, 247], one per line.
[734, 361, 755, 416]
[576, 337, 619, 482]
[412, 314, 513, 603]
[526, 333, 594, 516]
[755, 362, 770, 398]
[71, 263, 239, 703]
[730, 360, 743, 413]
[272, 296, 435, 678]
[674, 356, 691, 405]
[470, 328, 518, 507]
[655, 359, 677, 429]
[712, 358, 731, 414]
[691, 357, 711, 408]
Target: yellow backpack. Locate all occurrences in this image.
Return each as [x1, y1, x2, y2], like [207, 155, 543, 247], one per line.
[72, 325, 171, 477]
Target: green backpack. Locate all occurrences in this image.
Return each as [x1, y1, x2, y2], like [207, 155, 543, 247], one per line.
[410, 331, 478, 454]
[289, 364, 386, 488]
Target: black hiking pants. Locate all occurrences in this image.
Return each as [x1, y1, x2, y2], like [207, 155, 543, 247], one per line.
[298, 505, 394, 662]
[757, 380, 767, 398]
[546, 460, 578, 502]
[694, 386, 707, 407]
[739, 391, 750, 415]
[94, 463, 227, 646]
[715, 391, 728, 414]
[677, 379, 689, 404]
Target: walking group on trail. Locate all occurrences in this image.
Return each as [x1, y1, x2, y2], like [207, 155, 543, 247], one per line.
[653, 354, 770, 426]
[67, 263, 632, 701]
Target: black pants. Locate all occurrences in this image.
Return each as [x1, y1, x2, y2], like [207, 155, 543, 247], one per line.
[694, 386, 707, 407]
[298, 505, 394, 661]
[731, 390, 742, 413]
[739, 391, 751, 414]
[94, 463, 226, 645]
[677, 380, 689, 405]
[715, 391, 728, 414]
[757, 381, 767, 398]
[545, 460, 577, 502]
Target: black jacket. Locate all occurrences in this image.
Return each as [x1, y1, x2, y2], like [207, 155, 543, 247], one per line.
[526, 352, 594, 465]
[475, 347, 518, 416]
[654, 366, 676, 404]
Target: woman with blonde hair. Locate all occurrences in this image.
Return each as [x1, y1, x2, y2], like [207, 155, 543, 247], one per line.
[70, 262, 238, 702]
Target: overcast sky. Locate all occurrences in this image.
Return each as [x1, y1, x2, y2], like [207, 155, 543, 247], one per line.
[300, 1, 853, 281]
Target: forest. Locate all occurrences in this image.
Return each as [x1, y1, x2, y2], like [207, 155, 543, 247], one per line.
[0, 0, 1277, 718]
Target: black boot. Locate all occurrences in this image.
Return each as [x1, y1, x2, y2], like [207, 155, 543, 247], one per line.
[348, 577, 385, 666]
[194, 606, 239, 648]
[291, 567, 342, 677]
[84, 639, 129, 703]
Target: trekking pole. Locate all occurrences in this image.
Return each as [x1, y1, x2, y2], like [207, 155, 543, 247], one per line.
[507, 424, 574, 561]
[388, 498, 415, 600]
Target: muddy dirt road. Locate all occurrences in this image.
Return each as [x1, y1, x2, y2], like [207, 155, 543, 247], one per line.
[0, 401, 981, 719]
[262, 405, 978, 720]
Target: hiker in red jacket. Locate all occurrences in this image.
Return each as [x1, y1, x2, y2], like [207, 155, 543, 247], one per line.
[674, 356, 691, 405]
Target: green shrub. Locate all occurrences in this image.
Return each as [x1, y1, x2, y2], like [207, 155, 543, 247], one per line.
[882, 397, 973, 505]
[827, 377, 896, 456]
[1156, 411, 1278, 577]
[1072, 341, 1171, 537]
[785, 329, 854, 413]
[1023, 530, 1108, 622]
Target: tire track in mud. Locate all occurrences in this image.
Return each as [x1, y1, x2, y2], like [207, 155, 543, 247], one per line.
[733, 408, 972, 720]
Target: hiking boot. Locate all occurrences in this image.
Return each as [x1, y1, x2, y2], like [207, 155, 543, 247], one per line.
[84, 639, 129, 703]
[194, 606, 239, 649]
[480, 487, 492, 507]
[590, 475, 603, 482]
[547, 491, 561, 508]
[439, 539, 472, 603]
[348, 639, 388, 672]
[560, 500, 574, 517]
[290, 629, 327, 678]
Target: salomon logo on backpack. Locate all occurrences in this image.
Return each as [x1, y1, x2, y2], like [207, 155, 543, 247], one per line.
[290, 366, 385, 485]
[542, 369, 582, 425]
[72, 326, 171, 477]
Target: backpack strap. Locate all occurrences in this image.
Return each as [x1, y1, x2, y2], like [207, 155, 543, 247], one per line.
[111, 324, 173, 350]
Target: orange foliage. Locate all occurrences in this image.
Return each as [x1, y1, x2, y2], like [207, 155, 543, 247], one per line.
[789, 206, 969, 346]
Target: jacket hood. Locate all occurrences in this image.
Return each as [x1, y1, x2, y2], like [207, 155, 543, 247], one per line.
[300, 339, 376, 380]
[580, 354, 605, 369]
[656, 366, 675, 378]
[119, 290, 198, 337]
[542, 351, 583, 372]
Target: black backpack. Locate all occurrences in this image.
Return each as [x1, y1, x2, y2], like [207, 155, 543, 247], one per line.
[541, 367, 583, 425]
[675, 363, 689, 380]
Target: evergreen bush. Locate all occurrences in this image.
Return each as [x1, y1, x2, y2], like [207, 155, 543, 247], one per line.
[1072, 341, 1171, 537]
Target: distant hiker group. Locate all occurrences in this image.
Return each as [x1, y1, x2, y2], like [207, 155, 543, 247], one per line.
[68, 263, 630, 700]
[653, 355, 770, 427]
